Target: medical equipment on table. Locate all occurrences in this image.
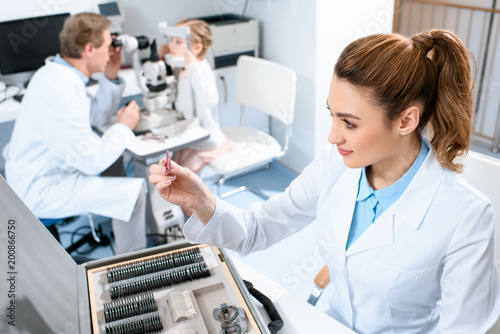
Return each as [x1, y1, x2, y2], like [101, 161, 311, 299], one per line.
[114, 33, 180, 133]
[157, 22, 201, 131]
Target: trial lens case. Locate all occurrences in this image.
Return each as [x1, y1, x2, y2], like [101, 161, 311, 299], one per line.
[0, 176, 272, 334]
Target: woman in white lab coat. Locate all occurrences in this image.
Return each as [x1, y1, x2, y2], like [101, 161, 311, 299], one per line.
[149, 29, 500, 332]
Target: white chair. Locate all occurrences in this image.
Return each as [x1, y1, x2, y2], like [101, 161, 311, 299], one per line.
[209, 55, 297, 199]
[461, 151, 500, 333]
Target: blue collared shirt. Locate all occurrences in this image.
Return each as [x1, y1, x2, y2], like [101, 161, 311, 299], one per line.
[346, 139, 430, 249]
[53, 54, 89, 85]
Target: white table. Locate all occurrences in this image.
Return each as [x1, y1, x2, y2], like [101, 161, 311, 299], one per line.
[123, 118, 209, 162]
[230, 256, 355, 334]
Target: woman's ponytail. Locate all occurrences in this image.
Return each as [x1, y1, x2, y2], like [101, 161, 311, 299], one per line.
[415, 30, 474, 172]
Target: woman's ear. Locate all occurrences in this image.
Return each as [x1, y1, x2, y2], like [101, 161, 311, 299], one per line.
[398, 105, 420, 135]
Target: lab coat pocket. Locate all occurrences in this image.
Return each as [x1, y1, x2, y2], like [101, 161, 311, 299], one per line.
[387, 266, 442, 327]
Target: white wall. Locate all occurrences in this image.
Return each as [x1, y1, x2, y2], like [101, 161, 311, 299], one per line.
[243, 0, 316, 173]
[314, 0, 395, 158]
[0, 0, 222, 52]
[119, 0, 220, 45]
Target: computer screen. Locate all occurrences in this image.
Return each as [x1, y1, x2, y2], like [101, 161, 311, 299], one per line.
[98, 2, 121, 16]
[97, 1, 124, 33]
[0, 13, 70, 75]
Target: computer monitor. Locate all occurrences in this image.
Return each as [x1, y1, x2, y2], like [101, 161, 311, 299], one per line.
[97, 1, 125, 33]
[0, 13, 70, 76]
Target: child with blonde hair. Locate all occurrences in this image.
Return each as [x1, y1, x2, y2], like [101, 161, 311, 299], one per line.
[160, 19, 231, 174]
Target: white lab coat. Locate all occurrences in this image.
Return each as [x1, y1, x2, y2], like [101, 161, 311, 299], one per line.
[174, 59, 225, 150]
[3, 58, 144, 221]
[184, 142, 500, 333]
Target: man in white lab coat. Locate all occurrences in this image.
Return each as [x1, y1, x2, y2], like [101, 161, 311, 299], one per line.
[2, 12, 146, 255]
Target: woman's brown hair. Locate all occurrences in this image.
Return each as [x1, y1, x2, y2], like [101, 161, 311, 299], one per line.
[334, 29, 474, 172]
[176, 19, 212, 59]
[59, 13, 110, 59]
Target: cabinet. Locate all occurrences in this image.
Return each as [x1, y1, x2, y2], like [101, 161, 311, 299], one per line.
[214, 66, 239, 127]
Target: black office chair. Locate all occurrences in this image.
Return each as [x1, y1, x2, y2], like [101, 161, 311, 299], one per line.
[40, 216, 111, 263]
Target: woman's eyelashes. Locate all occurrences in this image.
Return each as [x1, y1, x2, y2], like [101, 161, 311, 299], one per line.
[342, 118, 356, 129]
[326, 104, 356, 129]
[328, 111, 356, 129]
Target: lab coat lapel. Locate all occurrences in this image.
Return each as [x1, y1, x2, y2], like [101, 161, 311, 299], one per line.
[392, 147, 444, 230]
[345, 146, 444, 256]
[328, 167, 361, 249]
[325, 165, 395, 257]
[322, 167, 360, 327]
[345, 209, 395, 256]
